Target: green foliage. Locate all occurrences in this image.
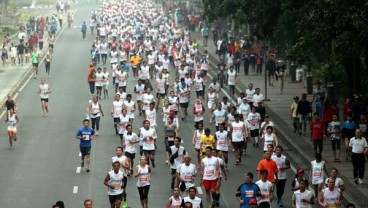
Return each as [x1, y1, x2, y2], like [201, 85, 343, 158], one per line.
[202, 0, 368, 97]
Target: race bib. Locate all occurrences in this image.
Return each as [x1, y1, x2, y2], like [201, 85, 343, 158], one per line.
[168, 136, 175, 141]
[216, 117, 225, 123]
[314, 172, 322, 177]
[205, 170, 214, 176]
[184, 175, 193, 180]
[245, 190, 254, 197]
[139, 177, 148, 182]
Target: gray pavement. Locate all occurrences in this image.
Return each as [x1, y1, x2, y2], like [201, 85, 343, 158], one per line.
[0, 3, 299, 208]
[190, 29, 368, 206]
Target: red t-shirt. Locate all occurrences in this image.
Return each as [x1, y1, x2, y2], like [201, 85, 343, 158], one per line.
[310, 120, 325, 140]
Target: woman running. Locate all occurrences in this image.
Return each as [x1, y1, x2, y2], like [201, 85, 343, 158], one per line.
[119, 109, 130, 147]
[135, 156, 151, 208]
[165, 187, 182, 208]
[88, 96, 104, 136]
[5, 108, 19, 148]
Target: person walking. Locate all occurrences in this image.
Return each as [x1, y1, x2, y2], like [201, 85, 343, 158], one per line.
[296, 93, 312, 136]
[310, 112, 325, 154]
[291, 96, 300, 134]
[349, 129, 368, 185]
[87, 63, 96, 95]
[81, 21, 87, 40]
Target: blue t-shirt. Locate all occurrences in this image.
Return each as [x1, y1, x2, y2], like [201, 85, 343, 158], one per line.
[76, 127, 94, 147]
[237, 183, 260, 208]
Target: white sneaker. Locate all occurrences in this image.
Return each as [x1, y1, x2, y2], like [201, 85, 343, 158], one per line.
[358, 178, 364, 184]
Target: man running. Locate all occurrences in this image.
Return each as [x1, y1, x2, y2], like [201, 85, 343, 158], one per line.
[37, 77, 51, 117]
[104, 161, 125, 208]
[76, 119, 95, 172]
[200, 146, 220, 207]
[31, 47, 39, 79]
[166, 137, 186, 190]
[124, 124, 139, 176]
[112, 147, 130, 205]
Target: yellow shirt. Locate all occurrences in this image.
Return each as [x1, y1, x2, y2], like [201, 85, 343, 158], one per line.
[130, 56, 141, 67]
[200, 134, 215, 153]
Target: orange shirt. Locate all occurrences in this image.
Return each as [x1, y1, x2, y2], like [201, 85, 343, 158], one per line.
[130, 55, 141, 67]
[87, 67, 96, 82]
[256, 159, 278, 183]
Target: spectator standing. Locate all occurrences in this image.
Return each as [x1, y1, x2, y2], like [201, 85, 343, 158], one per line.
[310, 112, 325, 154]
[349, 129, 368, 185]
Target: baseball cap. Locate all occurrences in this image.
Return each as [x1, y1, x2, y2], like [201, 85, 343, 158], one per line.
[301, 93, 307, 97]
[249, 198, 257, 205]
[89, 63, 94, 67]
[297, 168, 304, 174]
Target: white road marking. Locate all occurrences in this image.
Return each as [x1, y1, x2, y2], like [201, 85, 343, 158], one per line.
[79, 152, 82, 157]
[76, 167, 81, 173]
[197, 186, 203, 195]
[73, 186, 78, 194]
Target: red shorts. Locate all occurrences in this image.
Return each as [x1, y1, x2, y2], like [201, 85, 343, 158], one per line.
[203, 179, 218, 191]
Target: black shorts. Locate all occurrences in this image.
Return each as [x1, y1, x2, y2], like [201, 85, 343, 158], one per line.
[96, 86, 102, 90]
[41, 98, 49, 102]
[108, 193, 123, 205]
[143, 150, 155, 155]
[232, 141, 244, 149]
[157, 93, 166, 98]
[228, 85, 235, 92]
[195, 91, 203, 97]
[180, 102, 189, 108]
[123, 176, 127, 188]
[33, 63, 39, 67]
[80, 146, 91, 157]
[114, 117, 120, 123]
[125, 152, 136, 160]
[250, 129, 259, 137]
[171, 168, 177, 175]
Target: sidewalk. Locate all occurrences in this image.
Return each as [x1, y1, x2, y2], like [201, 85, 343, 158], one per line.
[191, 31, 368, 206]
[0, 8, 74, 112]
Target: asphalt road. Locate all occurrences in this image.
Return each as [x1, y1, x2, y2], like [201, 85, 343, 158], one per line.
[0, 2, 298, 208]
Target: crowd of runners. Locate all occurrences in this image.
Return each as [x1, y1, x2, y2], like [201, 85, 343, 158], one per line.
[2, 0, 367, 208]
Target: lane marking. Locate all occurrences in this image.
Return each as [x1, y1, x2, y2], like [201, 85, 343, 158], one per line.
[79, 152, 82, 157]
[73, 186, 78, 194]
[197, 186, 203, 195]
[76, 167, 81, 173]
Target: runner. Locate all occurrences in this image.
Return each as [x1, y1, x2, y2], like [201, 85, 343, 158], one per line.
[327, 114, 342, 162]
[112, 146, 130, 205]
[227, 65, 237, 98]
[138, 120, 157, 168]
[247, 106, 261, 147]
[207, 87, 218, 123]
[230, 114, 248, 165]
[236, 172, 260, 208]
[95, 67, 104, 100]
[145, 102, 157, 129]
[111, 94, 123, 135]
[291, 168, 308, 191]
[155, 72, 167, 108]
[123, 124, 139, 176]
[102, 67, 109, 99]
[308, 153, 327, 200]
[134, 156, 151, 208]
[166, 137, 186, 189]
[271, 146, 290, 207]
[5, 109, 19, 148]
[200, 146, 220, 208]
[45, 48, 52, 78]
[262, 126, 278, 153]
[31, 47, 39, 79]
[256, 151, 278, 185]
[134, 79, 146, 116]
[142, 88, 155, 116]
[255, 169, 274, 208]
[215, 124, 230, 169]
[319, 178, 344, 207]
[88, 96, 104, 136]
[164, 115, 179, 153]
[118, 109, 130, 147]
[178, 79, 190, 121]
[192, 99, 205, 129]
[325, 168, 345, 192]
[181, 186, 203, 208]
[211, 149, 228, 207]
[2, 94, 17, 115]
[212, 102, 227, 131]
[37, 77, 51, 117]
[177, 154, 197, 196]
[76, 119, 95, 172]
[123, 94, 136, 123]
[104, 161, 125, 208]
[200, 128, 215, 158]
[87, 63, 96, 95]
[291, 179, 314, 208]
[165, 187, 182, 208]
[192, 122, 205, 167]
